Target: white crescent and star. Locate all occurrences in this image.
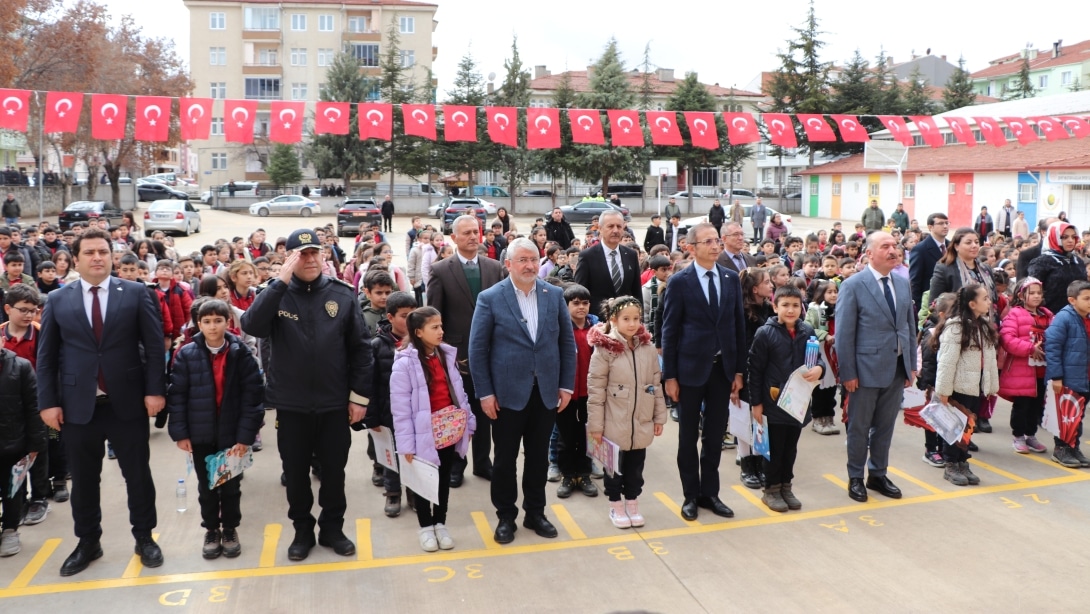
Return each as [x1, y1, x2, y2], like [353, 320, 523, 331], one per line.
[323, 106, 342, 122]
[1064, 119, 1084, 133]
[806, 118, 825, 130]
[1008, 120, 1023, 134]
[232, 106, 249, 127]
[451, 110, 468, 127]
[187, 103, 204, 125]
[411, 109, 428, 124]
[1038, 119, 1054, 132]
[279, 108, 296, 128]
[100, 102, 118, 124]
[693, 118, 708, 135]
[617, 115, 634, 133]
[534, 114, 552, 134]
[2, 96, 22, 116]
[841, 118, 858, 131]
[54, 98, 72, 118]
[731, 117, 748, 132]
[142, 104, 162, 126]
[654, 116, 672, 133]
[493, 112, 509, 130]
[576, 114, 594, 131]
[366, 109, 384, 127]
[770, 119, 786, 133]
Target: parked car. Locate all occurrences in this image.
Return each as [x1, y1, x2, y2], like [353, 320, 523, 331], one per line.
[441, 198, 489, 234]
[143, 199, 202, 236]
[678, 206, 792, 241]
[249, 195, 320, 217]
[668, 191, 707, 199]
[721, 188, 757, 199]
[336, 197, 382, 236]
[57, 200, 124, 230]
[137, 183, 189, 202]
[522, 189, 553, 197]
[431, 195, 489, 219]
[594, 183, 644, 197]
[558, 199, 632, 223]
[204, 182, 260, 202]
[471, 185, 509, 198]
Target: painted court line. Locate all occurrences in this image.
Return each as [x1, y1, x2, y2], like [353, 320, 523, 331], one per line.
[8, 538, 61, 589]
[259, 523, 282, 568]
[470, 511, 501, 550]
[550, 504, 587, 540]
[120, 533, 160, 579]
[652, 492, 701, 526]
[1018, 451, 1085, 475]
[730, 485, 779, 517]
[355, 519, 373, 561]
[968, 458, 1029, 483]
[886, 467, 946, 495]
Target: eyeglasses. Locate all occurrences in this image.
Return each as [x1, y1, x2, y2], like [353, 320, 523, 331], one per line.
[723, 232, 746, 238]
[510, 257, 538, 266]
[11, 306, 38, 316]
[694, 238, 724, 248]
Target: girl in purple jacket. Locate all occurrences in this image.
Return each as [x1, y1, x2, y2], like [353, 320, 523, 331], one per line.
[390, 307, 476, 552]
[999, 277, 1053, 454]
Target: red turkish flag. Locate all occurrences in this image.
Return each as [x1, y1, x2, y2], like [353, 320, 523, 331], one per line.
[442, 105, 477, 142]
[972, 117, 1007, 147]
[567, 109, 605, 145]
[646, 111, 683, 146]
[90, 94, 127, 140]
[830, 115, 870, 143]
[607, 110, 644, 147]
[487, 107, 518, 147]
[878, 116, 914, 146]
[359, 103, 392, 141]
[224, 99, 258, 144]
[0, 89, 31, 132]
[44, 91, 83, 133]
[1000, 117, 1037, 145]
[684, 112, 719, 149]
[269, 101, 305, 143]
[314, 102, 349, 135]
[179, 98, 212, 140]
[402, 104, 436, 140]
[909, 116, 944, 148]
[1059, 116, 1090, 138]
[945, 117, 976, 147]
[797, 114, 836, 142]
[134, 96, 170, 142]
[762, 113, 797, 148]
[722, 112, 760, 145]
[527, 107, 560, 149]
[1032, 116, 1069, 141]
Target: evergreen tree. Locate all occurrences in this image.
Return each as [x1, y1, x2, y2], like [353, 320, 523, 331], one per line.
[720, 90, 753, 198]
[536, 69, 577, 204]
[872, 48, 904, 116]
[942, 56, 977, 111]
[305, 51, 380, 189]
[489, 37, 536, 212]
[1070, 77, 1084, 92]
[374, 21, 431, 194]
[266, 143, 303, 188]
[902, 66, 935, 115]
[1005, 56, 1036, 100]
[637, 43, 655, 111]
[437, 51, 494, 192]
[765, 0, 831, 164]
[664, 72, 725, 213]
[826, 49, 881, 155]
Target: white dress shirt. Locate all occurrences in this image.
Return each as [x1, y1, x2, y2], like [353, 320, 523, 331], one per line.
[80, 278, 110, 328]
[513, 282, 539, 343]
[692, 261, 721, 304]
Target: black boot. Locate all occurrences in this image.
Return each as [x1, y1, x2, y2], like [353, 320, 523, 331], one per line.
[739, 455, 761, 490]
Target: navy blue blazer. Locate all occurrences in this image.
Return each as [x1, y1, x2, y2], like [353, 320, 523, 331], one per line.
[37, 277, 166, 424]
[660, 263, 747, 387]
[909, 234, 946, 315]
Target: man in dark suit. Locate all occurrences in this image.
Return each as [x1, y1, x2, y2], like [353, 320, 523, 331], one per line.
[428, 215, 504, 486]
[908, 212, 949, 316]
[575, 210, 642, 317]
[716, 222, 757, 273]
[643, 215, 666, 253]
[661, 222, 747, 520]
[37, 227, 166, 576]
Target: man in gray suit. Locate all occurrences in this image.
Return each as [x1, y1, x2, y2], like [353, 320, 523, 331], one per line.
[716, 222, 756, 272]
[835, 232, 917, 503]
[469, 238, 576, 544]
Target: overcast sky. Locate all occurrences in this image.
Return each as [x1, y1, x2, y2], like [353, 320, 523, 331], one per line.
[104, 0, 1083, 98]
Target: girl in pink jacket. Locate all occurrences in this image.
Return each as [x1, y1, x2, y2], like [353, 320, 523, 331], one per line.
[999, 277, 1053, 454]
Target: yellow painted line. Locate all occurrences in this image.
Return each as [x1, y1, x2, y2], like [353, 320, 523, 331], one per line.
[1019, 451, 1085, 475]
[969, 458, 1029, 483]
[550, 504, 587, 540]
[822, 473, 849, 489]
[8, 538, 61, 589]
[120, 533, 160, 579]
[652, 492, 701, 526]
[355, 518, 373, 561]
[730, 485, 779, 517]
[259, 523, 282, 568]
[470, 511, 501, 550]
[887, 467, 946, 495]
[1, 472, 1087, 599]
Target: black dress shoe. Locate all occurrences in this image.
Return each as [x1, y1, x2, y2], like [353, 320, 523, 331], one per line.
[739, 456, 762, 490]
[60, 540, 103, 577]
[522, 514, 559, 538]
[471, 467, 493, 481]
[697, 496, 735, 518]
[287, 532, 316, 561]
[848, 477, 868, 502]
[680, 498, 699, 521]
[866, 475, 902, 499]
[493, 519, 516, 544]
[968, 440, 979, 452]
[318, 531, 356, 556]
[976, 418, 992, 433]
[449, 471, 465, 488]
[134, 535, 164, 568]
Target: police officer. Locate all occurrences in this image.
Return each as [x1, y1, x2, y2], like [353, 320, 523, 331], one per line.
[241, 228, 373, 562]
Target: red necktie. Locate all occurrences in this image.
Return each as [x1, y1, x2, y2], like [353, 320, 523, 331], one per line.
[91, 286, 107, 393]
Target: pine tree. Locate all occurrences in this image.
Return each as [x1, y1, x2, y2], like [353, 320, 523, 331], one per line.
[437, 51, 494, 192]
[766, 0, 831, 164]
[664, 72, 725, 213]
[537, 69, 576, 204]
[721, 90, 753, 197]
[374, 21, 430, 194]
[637, 42, 655, 111]
[827, 49, 881, 155]
[490, 37, 536, 211]
[1005, 56, 1036, 100]
[305, 51, 381, 189]
[902, 66, 935, 115]
[266, 143, 303, 188]
[942, 56, 977, 111]
[1070, 77, 1084, 92]
[872, 47, 904, 116]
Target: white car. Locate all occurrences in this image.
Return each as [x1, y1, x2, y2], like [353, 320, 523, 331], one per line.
[249, 195, 321, 217]
[679, 205, 792, 241]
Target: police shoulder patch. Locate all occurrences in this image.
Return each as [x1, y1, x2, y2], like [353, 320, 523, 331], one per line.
[325, 300, 339, 318]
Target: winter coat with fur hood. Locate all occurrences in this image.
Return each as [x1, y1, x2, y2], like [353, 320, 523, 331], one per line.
[586, 323, 667, 451]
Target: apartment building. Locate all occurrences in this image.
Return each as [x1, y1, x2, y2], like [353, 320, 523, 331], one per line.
[184, 0, 438, 187]
[971, 39, 1090, 99]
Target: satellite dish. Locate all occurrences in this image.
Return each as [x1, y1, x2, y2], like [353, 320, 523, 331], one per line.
[488, 72, 496, 82]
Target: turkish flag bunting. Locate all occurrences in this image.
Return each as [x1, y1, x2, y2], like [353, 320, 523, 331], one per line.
[830, 115, 870, 143]
[878, 116, 914, 146]
[359, 103, 392, 141]
[402, 104, 437, 140]
[722, 112, 760, 145]
[646, 111, 683, 146]
[567, 109, 605, 145]
[314, 102, 349, 135]
[269, 101, 305, 143]
[1059, 115, 1090, 138]
[762, 113, 797, 148]
[607, 110, 644, 147]
[179, 98, 212, 140]
[684, 112, 719, 149]
[90, 94, 127, 140]
[972, 117, 1007, 147]
[0, 89, 31, 132]
[909, 116, 944, 148]
[527, 107, 560, 149]
[44, 91, 82, 133]
[1032, 116, 1069, 141]
[134, 96, 170, 142]
[487, 107, 518, 147]
[443, 105, 477, 142]
[223, 99, 258, 144]
[797, 114, 836, 142]
[944, 116, 976, 147]
[1000, 117, 1037, 145]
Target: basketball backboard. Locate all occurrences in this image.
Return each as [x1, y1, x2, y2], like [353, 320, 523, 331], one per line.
[650, 160, 677, 177]
[863, 140, 908, 170]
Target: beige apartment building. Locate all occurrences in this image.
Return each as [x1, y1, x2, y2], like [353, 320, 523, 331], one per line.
[183, 0, 438, 188]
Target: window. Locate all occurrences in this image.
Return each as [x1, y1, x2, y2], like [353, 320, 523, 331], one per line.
[244, 78, 281, 100]
[318, 83, 329, 99]
[949, 183, 956, 195]
[244, 7, 279, 30]
[347, 16, 367, 33]
[352, 44, 379, 67]
[832, 182, 841, 196]
[211, 153, 227, 170]
[209, 47, 226, 66]
[365, 82, 381, 101]
[318, 48, 334, 67]
[1062, 71, 1073, 85]
[210, 118, 224, 136]
[290, 48, 307, 66]
[291, 83, 308, 100]
[692, 167, 719, 187]
[318, 14, 333, 31]
[1019, 183, 1038, 202]
[723, 103, 743, 113]
[1039, 74, 1048, 89]
[762, 169, 772, 184]
[869, 183, 879, 197]
[209, 12, 225, 29]
[809, 181, 818, 196]
[209, 82, 226, 99]
[399, 16, 414, 34]
[965, 183, 973, 196]
[291, 14, 306, 31]
[400, 50, 415, 68]
[258, 48, 277, 66]
[903, 183, 915, 198]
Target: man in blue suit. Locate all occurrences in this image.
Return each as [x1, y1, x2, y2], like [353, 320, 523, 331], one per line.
[661, 222, 747, 521]
[836, 231, 917, 503]
[469, 238, 576, 544]
[37, 228, 167, 576]
[908, 212, 949, 317]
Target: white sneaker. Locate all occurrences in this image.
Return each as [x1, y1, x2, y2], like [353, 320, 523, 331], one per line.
[434, 523, 454, 550]
[418, 526, 438, 552]
[609, 500, 631, 529]
[590, 460, 605, 479]
[625, 499, 645, 527]
[0, 529, 20, 557]
[546, 463, 561, 482]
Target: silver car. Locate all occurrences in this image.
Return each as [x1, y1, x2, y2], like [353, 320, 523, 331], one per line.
[249, 195, 320, 217]
[144, 199, 202, 236]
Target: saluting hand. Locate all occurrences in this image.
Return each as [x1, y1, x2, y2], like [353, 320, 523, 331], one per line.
[279, 251, 300, 284]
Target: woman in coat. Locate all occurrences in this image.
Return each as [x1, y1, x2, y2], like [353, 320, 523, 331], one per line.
[1028, 221, 1087, 317]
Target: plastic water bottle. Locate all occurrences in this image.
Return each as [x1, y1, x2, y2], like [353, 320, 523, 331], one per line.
[176, 479, 187, 513]
[805, 336, 820, 369]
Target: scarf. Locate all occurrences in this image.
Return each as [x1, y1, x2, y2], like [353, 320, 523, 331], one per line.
[956, 257, 995, 300]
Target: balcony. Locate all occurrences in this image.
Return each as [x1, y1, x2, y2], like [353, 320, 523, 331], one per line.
[343, 30, 381, 43]
[242, 29, 280, 42]
[243, 62, 281, 76]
